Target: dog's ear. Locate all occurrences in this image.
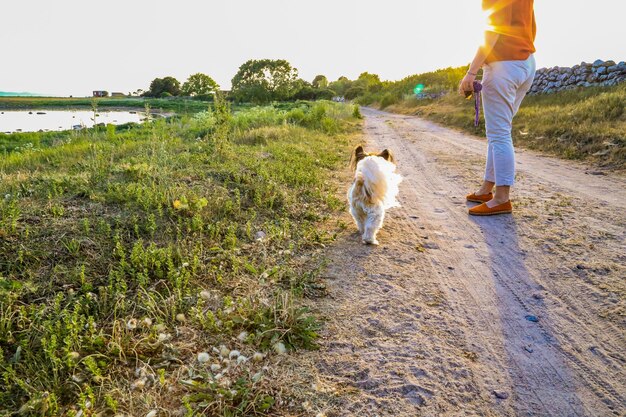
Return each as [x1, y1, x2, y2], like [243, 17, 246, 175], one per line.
[350, 145, 366, 170]
[379, 149, 394, 163]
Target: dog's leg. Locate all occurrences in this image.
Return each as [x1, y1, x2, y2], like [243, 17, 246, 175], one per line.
[349, 204, 365, 234]
[362, 206, 385, 245]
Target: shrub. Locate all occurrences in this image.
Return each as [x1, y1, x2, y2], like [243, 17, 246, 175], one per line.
[380, 93, 399, 109]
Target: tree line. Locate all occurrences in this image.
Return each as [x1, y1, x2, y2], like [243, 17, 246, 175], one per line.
[141, 58, 470, 106]
[141, 59, 393, 104]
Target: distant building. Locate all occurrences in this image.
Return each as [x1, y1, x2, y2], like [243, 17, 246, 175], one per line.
[111, 92, 126, 98]
[93, 91, 108, 97]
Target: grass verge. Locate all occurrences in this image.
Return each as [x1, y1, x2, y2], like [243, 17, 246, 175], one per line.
[0, 100, 360, 416]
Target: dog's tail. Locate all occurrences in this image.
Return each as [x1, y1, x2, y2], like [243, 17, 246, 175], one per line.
[356, 156, 402, 208]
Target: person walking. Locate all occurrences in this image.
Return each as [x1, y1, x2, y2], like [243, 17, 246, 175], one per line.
[460, 0, 537, 216]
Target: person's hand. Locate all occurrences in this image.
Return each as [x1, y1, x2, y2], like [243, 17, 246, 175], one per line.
[459, 73, 476, 97]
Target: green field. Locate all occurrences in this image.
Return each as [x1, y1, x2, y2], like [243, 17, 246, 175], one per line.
[0, 100, 360, 416]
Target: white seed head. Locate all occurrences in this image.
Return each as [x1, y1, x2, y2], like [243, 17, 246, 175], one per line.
[197, 352, 210, 363]
[131, 378, 146, 390]
[157, 333, 170, 343]
[219, 345, 230, 357]
[210, 364, 221, 372]
[146, 411, 157, 417]
[126, 318, 138, 330]
[142, 317, 153, 327]
[252, 352, 265, 362]
[182, 262, 189, 268]
[236, 355, 248, 364]
[68, 351, 80, 361]
[71, 374, 85, 383]
[273, 342, 287, 355]
[260, 272, 269, 280]
[154, 324, 166, 332]
[252, 371, 263, 382]
[237, 331, 249, 342]
[228, 350, 240, 359]
[200, 290, 212, 300]
[175, 313, 186, 322]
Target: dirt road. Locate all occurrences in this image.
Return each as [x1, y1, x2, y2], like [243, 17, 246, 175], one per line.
[308, 108, 625, 416]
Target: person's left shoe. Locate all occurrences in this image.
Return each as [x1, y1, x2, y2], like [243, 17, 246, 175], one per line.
[468, 201, 512, 216]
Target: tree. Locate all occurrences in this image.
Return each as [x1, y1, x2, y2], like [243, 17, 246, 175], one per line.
[144, 76, 181, 97]
[355, 72, 383, 93]
[231, 59, 299, 103]
[181, 73, 219, 97]
[312, 75, 328, 89]
[328, 76, 352, 97]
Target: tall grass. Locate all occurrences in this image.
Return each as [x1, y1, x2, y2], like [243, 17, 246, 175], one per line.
[0, 101, 360, 416]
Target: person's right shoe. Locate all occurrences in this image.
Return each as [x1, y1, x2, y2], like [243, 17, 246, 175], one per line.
[468, 201, 512, 216]
[466, 192, 493, 203]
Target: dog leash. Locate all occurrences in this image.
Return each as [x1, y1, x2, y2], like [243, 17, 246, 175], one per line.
[472, 81, 482, 127]
[465, 81, 483, 127]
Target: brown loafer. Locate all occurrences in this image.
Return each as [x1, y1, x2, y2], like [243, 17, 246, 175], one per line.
[466, 192, 493, 203]
[468, 201, 512, 216]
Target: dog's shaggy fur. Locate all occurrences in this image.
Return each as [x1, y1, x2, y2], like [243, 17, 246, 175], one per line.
[347, 145, 402, 245]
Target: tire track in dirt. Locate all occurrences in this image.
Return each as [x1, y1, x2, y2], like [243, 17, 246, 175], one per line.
[309, 108, 625, 416]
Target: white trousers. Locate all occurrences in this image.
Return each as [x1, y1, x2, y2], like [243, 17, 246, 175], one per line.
[482, 54, 536, 186]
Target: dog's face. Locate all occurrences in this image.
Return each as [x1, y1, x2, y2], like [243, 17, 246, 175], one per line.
[350, 145, 394, 171]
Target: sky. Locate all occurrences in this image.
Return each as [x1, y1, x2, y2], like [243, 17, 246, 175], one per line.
[1, 0, 625, 96]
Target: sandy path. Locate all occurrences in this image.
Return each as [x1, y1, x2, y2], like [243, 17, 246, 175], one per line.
[309, 108, 625, 416]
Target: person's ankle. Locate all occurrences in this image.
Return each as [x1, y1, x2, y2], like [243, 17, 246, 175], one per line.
[491, 196, 509, 205]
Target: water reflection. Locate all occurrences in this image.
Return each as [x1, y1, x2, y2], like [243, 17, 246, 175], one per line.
[0, 110, 144, 134]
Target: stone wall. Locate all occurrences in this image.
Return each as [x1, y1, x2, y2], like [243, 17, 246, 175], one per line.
[528, 59, 626, 95]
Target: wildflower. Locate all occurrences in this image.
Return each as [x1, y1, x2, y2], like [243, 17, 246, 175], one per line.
[126, 318, 138, 330]
[273, 342, 287, 355]
[67, 352, 80, 361]
[172, 200, 182, 209]
[142, 317, 153, 328]
[236, 355, 248, 364]
[252, 352, 265, 362]
[175, 313, 186, 322]
[228, 350, 240, 359]
[237, 331, 248, 342]
[210, 364, 221, 372]
[197, 352, 210, 363]
[157, 333, 170, 343]
[182, 262, 189, 268]
[200, 290, 212, 300]
[154, 324, 166, 332]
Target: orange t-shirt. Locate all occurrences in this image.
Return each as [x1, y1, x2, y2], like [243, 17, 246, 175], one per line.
[483, 0, 536, 63]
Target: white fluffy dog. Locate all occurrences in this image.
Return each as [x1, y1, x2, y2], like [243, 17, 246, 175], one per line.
[347, 145, 402, 245]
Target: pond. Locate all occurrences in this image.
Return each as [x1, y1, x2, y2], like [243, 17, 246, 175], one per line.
[0, 110, 145, 134]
